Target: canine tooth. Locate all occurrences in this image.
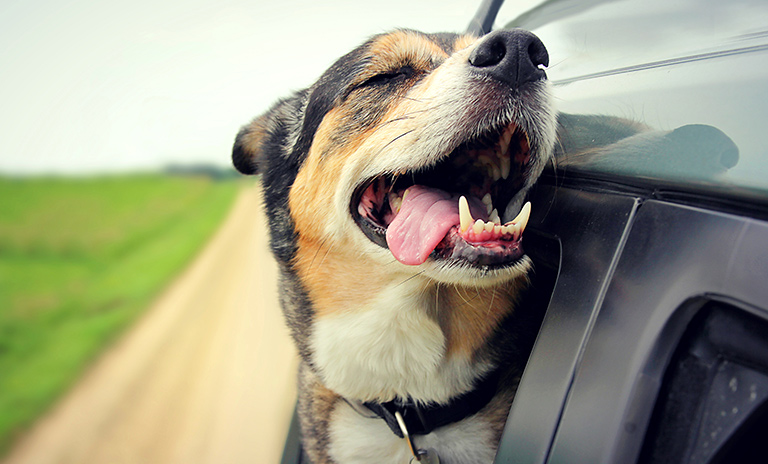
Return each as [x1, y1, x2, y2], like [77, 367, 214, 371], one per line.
[499, 128, 512, 154]
[490, 208, 500, 224]
[511, 202, 532, 231]
[473, 219, 485, 235]
[459, 196, 473, 233]
[500, 157, 511, 180]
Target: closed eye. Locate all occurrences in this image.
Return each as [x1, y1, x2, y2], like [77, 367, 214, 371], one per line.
[358, 66, 415, 88]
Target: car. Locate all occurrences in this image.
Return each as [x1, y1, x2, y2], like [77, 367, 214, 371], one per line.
[282, 0, 768, 462]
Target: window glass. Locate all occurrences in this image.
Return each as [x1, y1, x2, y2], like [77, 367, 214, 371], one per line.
[497, 0, 768, 194]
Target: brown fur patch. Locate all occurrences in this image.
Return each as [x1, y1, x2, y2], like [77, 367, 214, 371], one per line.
[240, 116, 269, 155]
[233, 114, 271, 173]
[288, 106, 367, 241]
[292, 234, 396, 318]
[453, 34, 479, 52]
[361, 30, 448, 81]
[436, 279, 525, 357]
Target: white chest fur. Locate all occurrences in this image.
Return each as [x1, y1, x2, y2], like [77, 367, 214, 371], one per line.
[310, 279, 490, 404]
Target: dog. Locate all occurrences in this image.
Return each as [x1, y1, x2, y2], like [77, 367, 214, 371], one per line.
[232, 28, 557, 463]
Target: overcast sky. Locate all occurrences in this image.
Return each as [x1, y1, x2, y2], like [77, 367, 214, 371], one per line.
[0, 0, 541, 175]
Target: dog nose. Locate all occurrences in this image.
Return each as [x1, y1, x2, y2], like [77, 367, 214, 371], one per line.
[468, 29, 549, 88]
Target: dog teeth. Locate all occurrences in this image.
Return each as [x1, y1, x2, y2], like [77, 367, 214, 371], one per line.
[500, 156, 510, 180]
[458, 197, 532, 242]
[516, 201, 531, 230]
[473, 219, 485, 235]
[499, 126, 513, 154]
[480, 195, 501, 224]
[477, 154, 503, 182]
[389, 192, 403, 213]
[489, 208, 500, 224]
[482, 193, 492, 213]
[505, 201, 531, 232]
[459, 196, 473, 233]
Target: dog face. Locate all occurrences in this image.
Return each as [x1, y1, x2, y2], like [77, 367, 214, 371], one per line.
[234, 29, 556, 291]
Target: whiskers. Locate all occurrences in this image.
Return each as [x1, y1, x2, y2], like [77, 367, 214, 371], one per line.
[453, 283, 482, 307]
[394, 270, 427, 288]
[307, 236, 335, 274]
[486, 287, 497, 319]
[370, 96, 463, 159]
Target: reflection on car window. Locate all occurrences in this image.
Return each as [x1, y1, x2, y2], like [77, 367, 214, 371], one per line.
[497, 0, 768, 193]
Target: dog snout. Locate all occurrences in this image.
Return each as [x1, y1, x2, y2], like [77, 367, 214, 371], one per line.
[468, 29, 549, 88]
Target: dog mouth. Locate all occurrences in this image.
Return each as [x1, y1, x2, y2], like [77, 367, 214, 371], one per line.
[351, 122, 534, 269]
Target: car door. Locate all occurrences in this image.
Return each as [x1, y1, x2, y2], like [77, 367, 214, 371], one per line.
[493, 0, 768, 462]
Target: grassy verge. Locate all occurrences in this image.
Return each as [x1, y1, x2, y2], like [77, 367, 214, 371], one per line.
[0, 174, 241, 454]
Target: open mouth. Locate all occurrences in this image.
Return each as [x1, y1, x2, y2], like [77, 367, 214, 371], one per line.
[351, 122, 534, 269]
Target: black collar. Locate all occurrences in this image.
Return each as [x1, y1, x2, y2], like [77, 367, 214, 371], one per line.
[361, 368, 502, 438]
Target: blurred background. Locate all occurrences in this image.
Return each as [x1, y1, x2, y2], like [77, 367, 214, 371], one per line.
[0, 0, 540, 462]
[4, 0, 768, 462]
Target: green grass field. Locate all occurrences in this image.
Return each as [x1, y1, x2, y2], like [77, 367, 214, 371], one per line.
[0, 174, 241, 454]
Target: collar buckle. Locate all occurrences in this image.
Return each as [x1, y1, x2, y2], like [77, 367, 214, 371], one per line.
[396, 411, 440, 464]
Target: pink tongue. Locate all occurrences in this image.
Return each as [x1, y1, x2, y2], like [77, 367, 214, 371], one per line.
[385, 185, 486, 265]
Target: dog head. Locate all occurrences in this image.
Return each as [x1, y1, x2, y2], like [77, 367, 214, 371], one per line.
[234, 29, 556, 293]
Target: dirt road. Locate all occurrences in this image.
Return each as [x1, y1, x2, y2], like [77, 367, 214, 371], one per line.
[2, 185, 298, 464]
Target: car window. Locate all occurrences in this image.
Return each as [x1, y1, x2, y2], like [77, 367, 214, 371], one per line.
[496, 0, 768, 195]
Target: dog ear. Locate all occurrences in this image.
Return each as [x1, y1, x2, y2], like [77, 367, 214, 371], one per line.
[233, 91, 309, 175]
[232, 114, 270, 175]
